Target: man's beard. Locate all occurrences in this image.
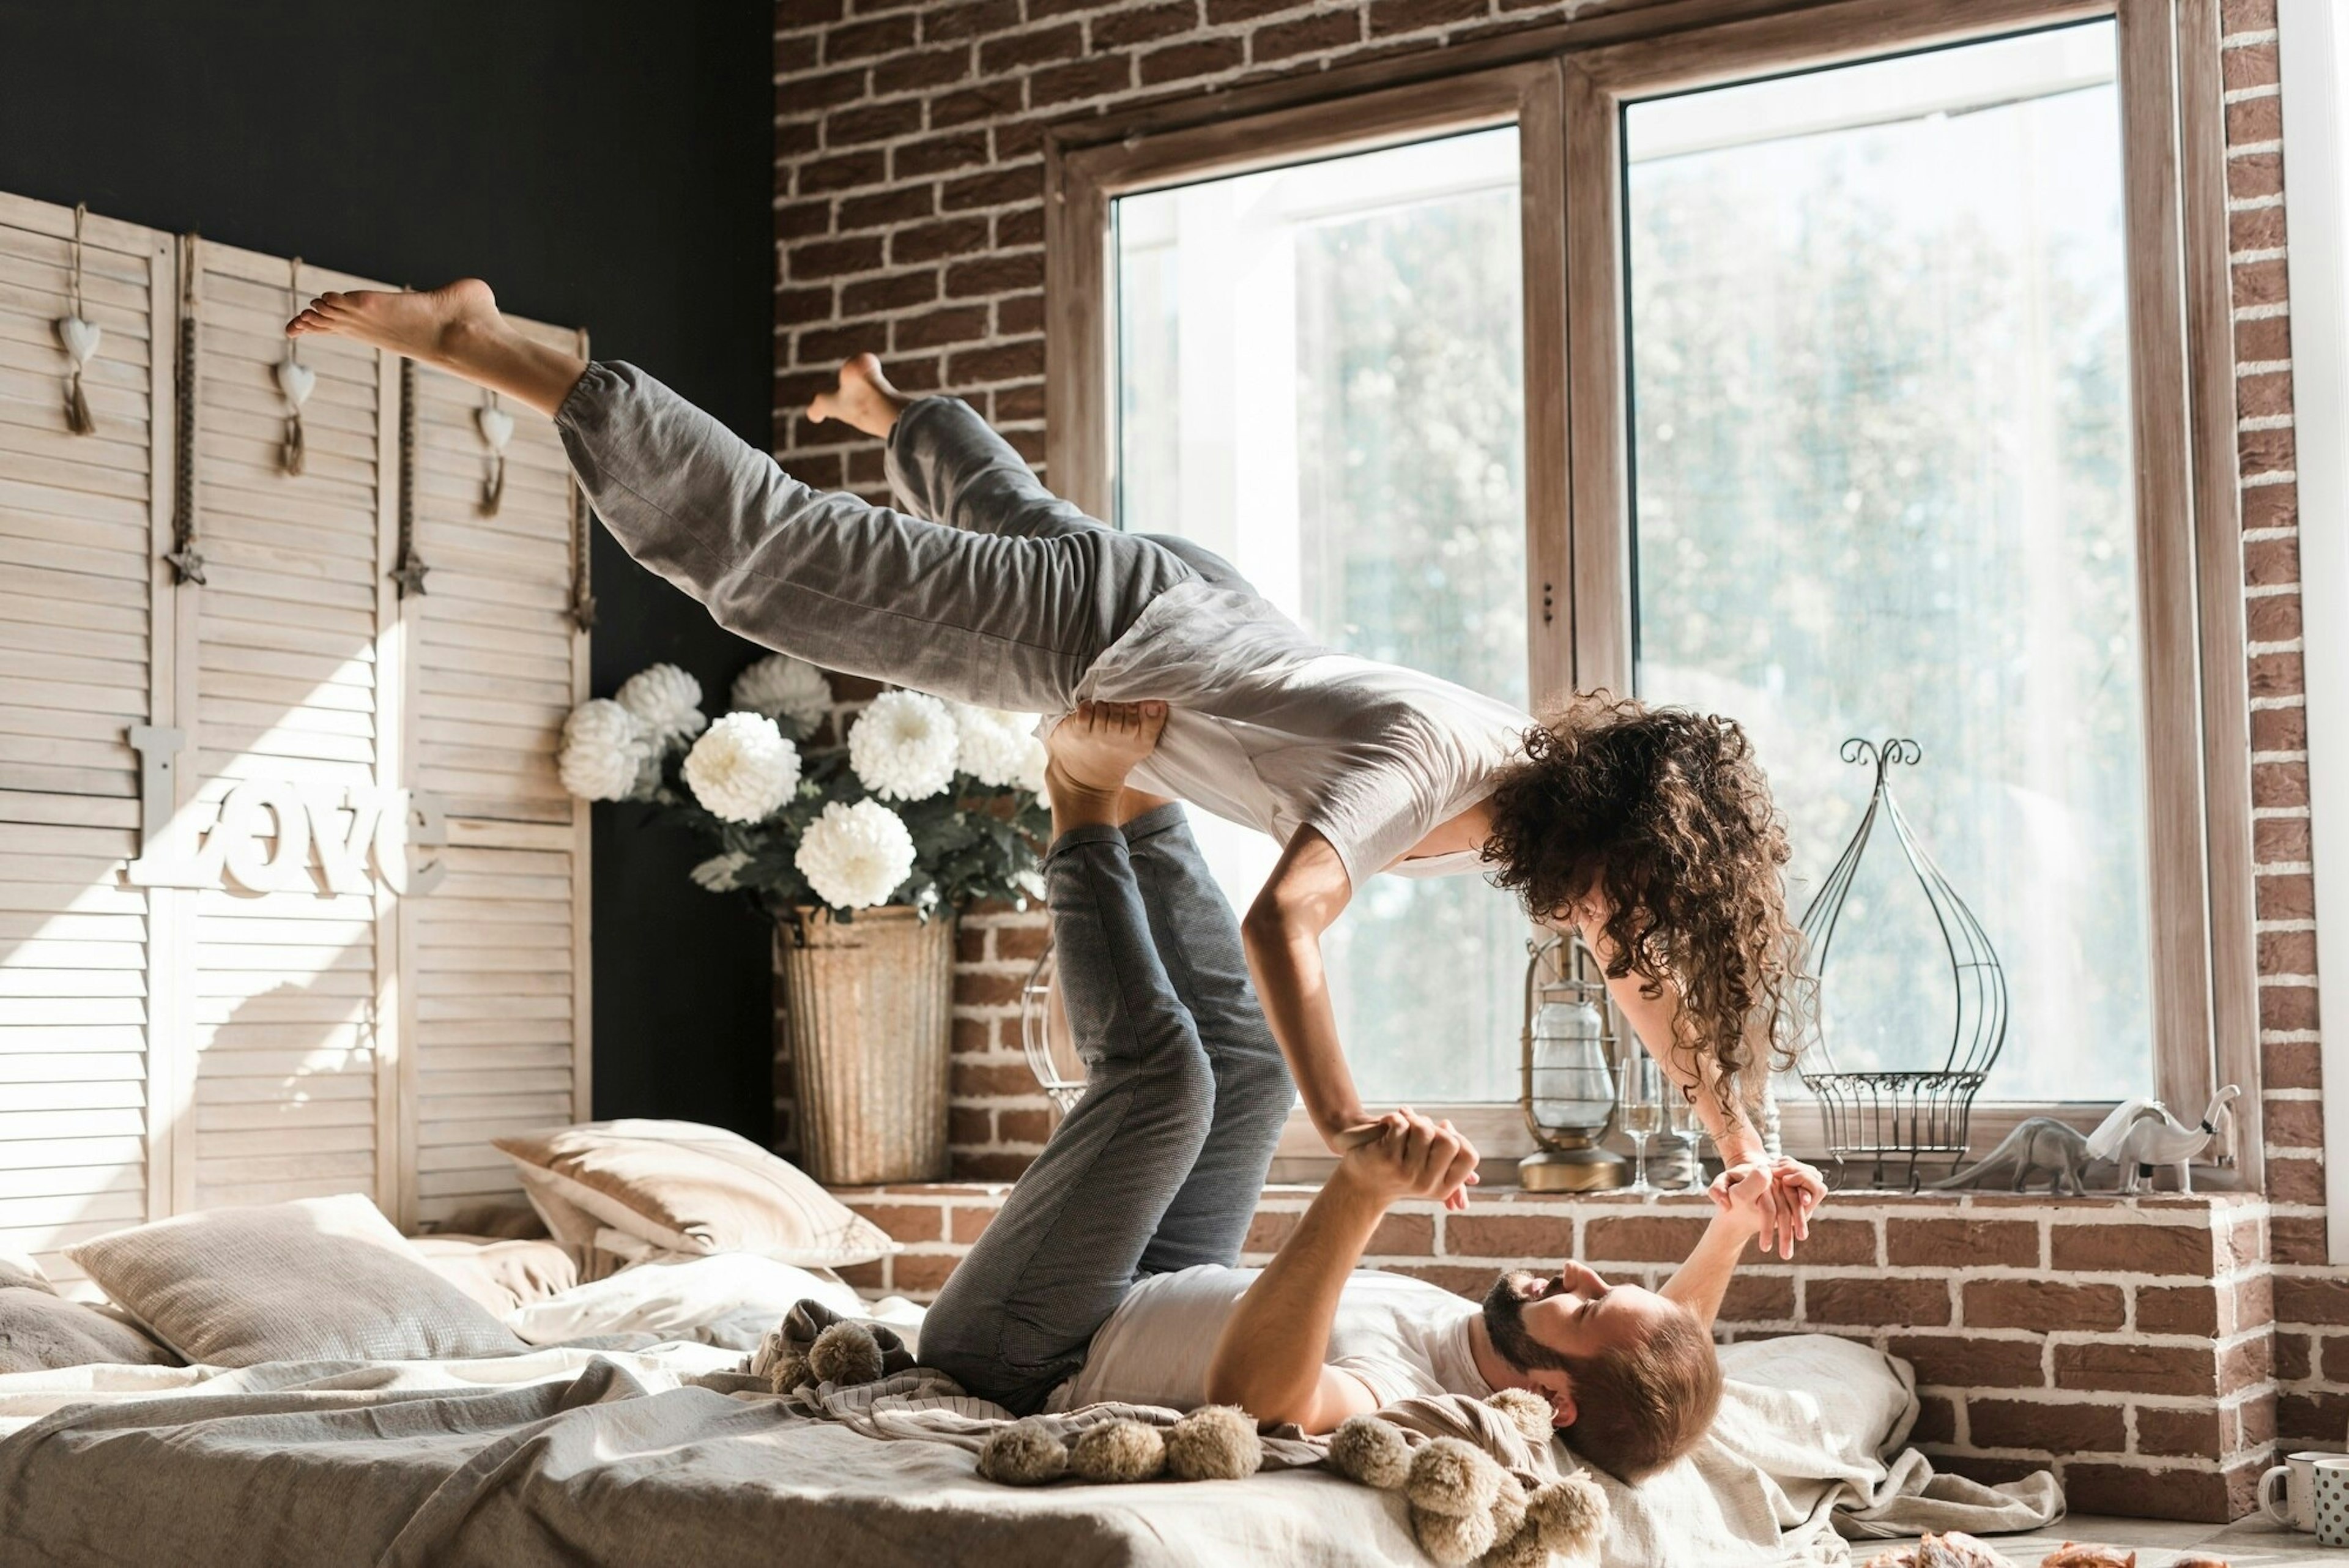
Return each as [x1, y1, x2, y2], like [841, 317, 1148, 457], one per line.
[1480, 1269, 1570, 1373]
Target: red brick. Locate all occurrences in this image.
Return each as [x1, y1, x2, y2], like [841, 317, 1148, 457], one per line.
[1209, 0, 1301, 20]
[798, 149, 888, 196]
[954, 970, 1024, 1006]
[2241, 423, 2297, 477]
[1913, 1394, 1956, 1445]
[2280, 1391, 2349, 1443]
[894, 131, 991, 178]
[2135, 1284, 2219, 1336]
[2239, 370, 2296, 423]
[2250, 653, 2306, 702]
[996, 1108, 1053, 1144]
[929, 80, 1025, 128]
[2227, 93, 2284, 144]
[949, 1061, 1037, 1098]
[2049, 1224, 2213, 1276]
[826, 13, 916, 62]
[996, 208, 1045, 247]
[1885, 1219, 2038, 1270]
[947, 253, 1045, 297]
[943, 166, 1044, 212]
[979, 23, 1082, 73]
[1368, 0, 1484, 34]
[835, 269, 933, 318]
[1719, 1274, 1794, 1321]
[1031, 54, 1134, 106]
[828, 101, 915, 147]
[1586, 1215, 1709, 1263]
[949, 1205, 995, 1243]
[789, 236, 885, 280]
[922, 0, 1021, 43]
[2273, 1329, 2311, 1380]
[2241, 477, 2298, 530]
[894, 305, 991, 351]
[952, 1149, 1034, 1180]
[1445, 1213, 1572, 1259]
[1935, 1453, 2050, 1488]
[2277, 1274, 2349, 1326]
[2236, 313, 2295, 361]
[2230, 201, 2287, 253]
[1141, 37, 1246, 83]
[948, 340, 1047, 384]
[2245, 533, 2302, 589]
[2266, 1097, 2323, 1148]
[776, 200, 832, 242]
[893, 218, 992, 266]
[1804, 1276, 1950, 1328]
[1962, 1279, 2125, 1332]
[1370, 1212, 1436, 1256]
[1245, 1208, 1299, 1252]
[799, 320, 891, 364]
[951, 1016, 993, 1055]
[777, 285, 839, 327]
[2061, 1463, 2231, 1523]
[890, 1252, 960, 1293]
[1252, 9, 1360, 61]
[2221, 1331, 2272, 1392]
[993, 120, 1045, 162]
[948, 1105, 993, 1145]
[2228, 150, 2284, 201]
[2271, 1217, 2326, 1268]
[2232, 1392, 2279, 1452]
[2136, 1406, 2225, 1459]
[778, 0, 844, 24]
[2254, 759, 2310, 807]
[2223, 0, 2277, 29]
[873, 45, 973, 96]
[2053, 1341, 2216, 1397]
[837, 1258, 887, 1291]
[2258, 875, 2315, 921]
[1390, 1263, 1497, 1300]
[1093, 1, 1198, 48]
[1965, 1397, 2125, 1454]
[2272, 1155, 2326, 1205]
[847, 1202, 944, 1243]
[1890, 1335, 2044, 1390]
[993, 378, 1045, 419]
[2252, 708, 2309, 761]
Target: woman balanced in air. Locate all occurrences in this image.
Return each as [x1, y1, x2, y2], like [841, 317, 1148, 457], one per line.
[288, 280, 1824, 1244]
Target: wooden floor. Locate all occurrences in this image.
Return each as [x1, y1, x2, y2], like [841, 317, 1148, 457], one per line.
[1866, 1514, 2331, 1566]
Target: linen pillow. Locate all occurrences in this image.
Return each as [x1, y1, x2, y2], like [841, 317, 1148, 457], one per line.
[493, 1120, 897, 1266]
[0, 1252, 179, 1373]
[68, 1194, 529, 1367]
[410, 1236, 581, 1317]
[504, 1252, 866, 1346]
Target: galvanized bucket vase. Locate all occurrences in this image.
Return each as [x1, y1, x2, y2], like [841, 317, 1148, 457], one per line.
[777, 905, 954, 1186]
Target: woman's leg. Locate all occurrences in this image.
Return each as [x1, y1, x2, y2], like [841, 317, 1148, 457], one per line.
[288, 286, 1192, 713]
[1119, 800, 1295, 1273]
[919, 705, 1215, 1413]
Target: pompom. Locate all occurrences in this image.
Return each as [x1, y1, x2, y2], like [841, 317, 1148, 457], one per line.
[849, 690, 960, 801]
[978, 1419, 1069, 1485]
[1327, 1416, 1412, 1490]
[683, 712, 801, 823]
[1488, 1473, 1528, 1545]
[1484, 1520, 1553, 1568]
[1524, 1477, 1608, 1558]
[807, 1321, 884, 1387]
[953, 707, 1047, 792]
[557, 699, 648, 801]
[1164, 1405, 1262, 1482]
[748, 1325, 792, 1382]
[795, 798, 918, 911]
[1409, 1501, 1497, 1567]
[1405, 1438, 1504, 1518]
[1487, 1386, 1556, 1447]
[617, 663, 707, 745]
[1069, 1419, 1166, 1484]
[732, 653, 833, 734]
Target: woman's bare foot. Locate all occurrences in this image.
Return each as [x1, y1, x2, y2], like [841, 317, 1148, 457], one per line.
[284, 278, 584, 418]
[808, 353, 911, 440]
[1044, 700, 1167, 833]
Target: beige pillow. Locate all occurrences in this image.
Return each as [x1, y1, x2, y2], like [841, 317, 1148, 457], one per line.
[69, 1194, 528, 1367]
[410, 1236, 581, 1317]
[493, 1120, 897, 1266]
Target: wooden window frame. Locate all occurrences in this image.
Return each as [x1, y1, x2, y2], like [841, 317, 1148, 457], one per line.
[1044, 0, 2258, 1186]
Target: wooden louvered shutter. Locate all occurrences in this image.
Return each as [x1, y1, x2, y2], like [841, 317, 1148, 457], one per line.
[399, 333, 592, 1226]
[0, 196, 176, 1284]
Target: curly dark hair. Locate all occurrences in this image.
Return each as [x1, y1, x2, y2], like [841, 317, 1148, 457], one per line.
[1481, 694, 1802, 1120]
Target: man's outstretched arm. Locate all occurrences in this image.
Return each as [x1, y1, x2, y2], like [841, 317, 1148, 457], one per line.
[1659, 1165, 1774, 1329]
[1206, 1111, 1477, 1433]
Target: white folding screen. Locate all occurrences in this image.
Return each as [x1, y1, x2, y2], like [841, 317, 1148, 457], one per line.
[0, 193, 591, 1276]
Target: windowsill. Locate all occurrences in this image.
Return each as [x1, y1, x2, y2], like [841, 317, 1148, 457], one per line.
[828, 1178, 2260, 1211]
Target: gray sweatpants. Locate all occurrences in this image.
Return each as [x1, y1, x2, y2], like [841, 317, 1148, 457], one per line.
[918, 805, 1293, 1414]
[554, 362, 1242, 712]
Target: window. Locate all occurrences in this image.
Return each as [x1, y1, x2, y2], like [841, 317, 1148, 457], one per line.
[1620, 23, 2151, 1103]
[1111, 128, 1533, 1103]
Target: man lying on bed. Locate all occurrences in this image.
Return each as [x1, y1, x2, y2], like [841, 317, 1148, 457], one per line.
[919, 698, 1780, 1482]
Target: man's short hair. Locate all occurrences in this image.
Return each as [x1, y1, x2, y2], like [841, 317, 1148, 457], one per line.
[1481, 1273, 1723, 1481]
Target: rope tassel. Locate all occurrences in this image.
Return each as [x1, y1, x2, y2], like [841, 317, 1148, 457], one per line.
[277, 258, 313, 476]
[55, 203, 100, 437]
[477, 392, 512, 517]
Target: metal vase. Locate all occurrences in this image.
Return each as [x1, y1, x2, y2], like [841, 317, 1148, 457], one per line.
[777, 905, 954, 1186]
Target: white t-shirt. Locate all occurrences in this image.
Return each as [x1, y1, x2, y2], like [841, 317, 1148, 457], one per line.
[1051, 1265, 1492, 1414]
[1075, 580, 1535, 889]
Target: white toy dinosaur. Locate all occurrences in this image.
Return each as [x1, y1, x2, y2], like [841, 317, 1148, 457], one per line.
[2084, 1085, 2240, 1194]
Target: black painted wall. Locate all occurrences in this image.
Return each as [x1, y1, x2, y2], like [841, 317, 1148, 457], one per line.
[0, 0, 779, 1142]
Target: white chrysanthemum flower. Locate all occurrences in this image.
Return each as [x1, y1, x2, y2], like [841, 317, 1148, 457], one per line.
[617, 663, 708, 746]
[683, 712, 802, 823]
[691, 851, 751, 892]
[848, 690, 959, 801]
[953, 706, 1048, 792]
[795, 799, 916, 910]
[731, 653, 833, 734]
[557, 699, 647, 801]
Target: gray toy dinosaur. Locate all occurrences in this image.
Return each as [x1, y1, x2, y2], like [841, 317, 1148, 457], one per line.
[1926, 1117, 2095, 1195]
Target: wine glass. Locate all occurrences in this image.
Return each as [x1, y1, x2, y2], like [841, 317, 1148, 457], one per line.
[1668, 1088, 1709, 1193]
[1617, 1053, 1665, 1195]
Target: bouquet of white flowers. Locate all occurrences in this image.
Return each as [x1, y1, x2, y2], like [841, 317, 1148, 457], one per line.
[557, 654, 1051, 922]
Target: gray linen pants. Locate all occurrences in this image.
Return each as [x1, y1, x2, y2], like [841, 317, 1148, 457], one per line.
[554, 362, 1242, 712]
[918, 806, 1293, 1414]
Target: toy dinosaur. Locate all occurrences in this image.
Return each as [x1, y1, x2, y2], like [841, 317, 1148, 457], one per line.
[2086, 1086, 2240, 1194]
[1925, 1118, 2095, 1195]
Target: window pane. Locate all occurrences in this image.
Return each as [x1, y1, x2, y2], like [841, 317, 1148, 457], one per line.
[1115, 127, 1531, 1102]
[1624, 22, 2152, 1103]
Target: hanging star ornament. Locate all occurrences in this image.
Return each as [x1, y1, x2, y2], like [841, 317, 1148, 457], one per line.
[390, 554, 430, 598]
[164, 546, 207, 585]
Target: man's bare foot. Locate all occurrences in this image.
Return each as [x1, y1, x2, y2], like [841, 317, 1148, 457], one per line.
[284, 278, 584, 419]
[808, 353, 911, 440]
[1044, 701, 1166, 834]
[287, 278, 503, 366]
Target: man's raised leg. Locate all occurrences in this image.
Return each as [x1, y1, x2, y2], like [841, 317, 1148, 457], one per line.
[918, 702, 1213, 1412]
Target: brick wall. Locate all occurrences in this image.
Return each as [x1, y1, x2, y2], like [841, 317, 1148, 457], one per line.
[768, 0, 2332, 1520]
[837, 1184, 2280, 1520]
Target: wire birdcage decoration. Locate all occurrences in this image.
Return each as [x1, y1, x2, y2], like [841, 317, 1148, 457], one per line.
[1019, 941, 1086, 1113]
[1795, 738, 2008, 1189]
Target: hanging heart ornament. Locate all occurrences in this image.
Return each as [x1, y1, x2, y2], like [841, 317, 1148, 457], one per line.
[56, 315, 101, 367]
[276, 359, 317, 408]
[476, 405, 514, 452]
